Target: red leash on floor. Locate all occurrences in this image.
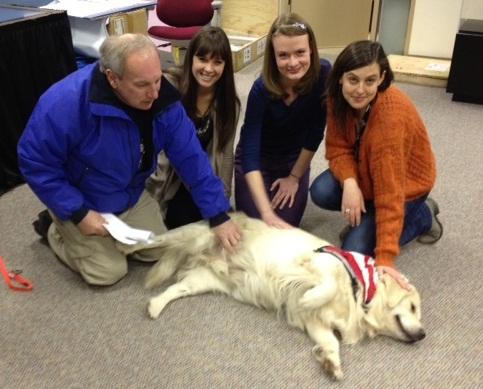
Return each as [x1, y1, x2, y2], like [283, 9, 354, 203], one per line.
[0, 256, 33, 291]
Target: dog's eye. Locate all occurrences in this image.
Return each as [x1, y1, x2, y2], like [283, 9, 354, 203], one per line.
[410, 303, 416, 313]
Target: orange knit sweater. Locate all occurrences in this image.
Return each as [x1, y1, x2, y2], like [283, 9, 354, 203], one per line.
[325, 86, 436, 267]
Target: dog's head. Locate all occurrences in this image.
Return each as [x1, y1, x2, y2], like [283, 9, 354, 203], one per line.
[365, 274, 425, 343]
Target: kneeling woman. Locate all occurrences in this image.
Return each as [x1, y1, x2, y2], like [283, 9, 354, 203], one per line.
[310, 40, 442, 288]
[234, 13, 331, 228]
[147, 27, 240, 229]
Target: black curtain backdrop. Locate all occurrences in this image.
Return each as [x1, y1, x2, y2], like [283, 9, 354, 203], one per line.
[0, 9, 77, 195]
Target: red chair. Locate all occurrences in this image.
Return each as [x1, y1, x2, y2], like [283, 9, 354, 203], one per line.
[148, 0, 216, 47]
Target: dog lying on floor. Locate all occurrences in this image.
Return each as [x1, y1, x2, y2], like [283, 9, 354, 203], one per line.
[143, 213, 425, 380]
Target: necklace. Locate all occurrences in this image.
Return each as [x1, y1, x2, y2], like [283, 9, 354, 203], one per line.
[196, 115, 211, 136]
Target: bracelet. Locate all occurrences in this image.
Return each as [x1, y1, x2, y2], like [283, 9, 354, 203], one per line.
[289, 173, 300, 180]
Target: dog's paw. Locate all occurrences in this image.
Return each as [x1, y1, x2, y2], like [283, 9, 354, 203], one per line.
[323, 358, 343, 381]
[312, 345, 343, 380]
[147, 299, 163, 319]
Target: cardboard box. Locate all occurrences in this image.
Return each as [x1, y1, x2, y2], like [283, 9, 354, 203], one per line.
[220, 0, 274, 72]
[107, 8, 148, 36]
[230, 34, 267, 72]
[107, 14, 127, 35]
[126, 8, 148, 34]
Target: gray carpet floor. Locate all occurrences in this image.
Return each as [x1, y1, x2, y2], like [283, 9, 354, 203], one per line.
[1, 57, 482, 388]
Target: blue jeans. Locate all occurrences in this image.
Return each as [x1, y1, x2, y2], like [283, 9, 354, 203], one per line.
[309, 169, 432, 256]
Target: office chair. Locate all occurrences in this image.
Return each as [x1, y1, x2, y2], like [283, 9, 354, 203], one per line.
[148, 0, 218, 48]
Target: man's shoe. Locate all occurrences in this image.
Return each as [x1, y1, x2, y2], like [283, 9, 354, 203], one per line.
[417, 197, 443, 244]
[33, 209, 53, 241]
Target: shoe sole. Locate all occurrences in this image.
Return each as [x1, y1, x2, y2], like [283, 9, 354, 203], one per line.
[418, 197, 443, 244]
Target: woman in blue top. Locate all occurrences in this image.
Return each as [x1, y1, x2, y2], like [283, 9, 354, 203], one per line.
[234, 13, 331, 227]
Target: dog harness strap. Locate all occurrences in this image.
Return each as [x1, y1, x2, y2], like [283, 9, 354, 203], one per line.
[0, 256, 33, 292]
[314, 246, 377, 304]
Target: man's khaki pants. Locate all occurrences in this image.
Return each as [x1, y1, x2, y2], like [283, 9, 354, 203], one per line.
[47, 191, 167, 285]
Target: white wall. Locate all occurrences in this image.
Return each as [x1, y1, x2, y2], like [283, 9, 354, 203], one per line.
[461, 0, 483, 19]
[407, 0, 463, 58]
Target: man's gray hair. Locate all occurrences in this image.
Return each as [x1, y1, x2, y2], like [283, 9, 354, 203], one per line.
[99, 33, 159, 76]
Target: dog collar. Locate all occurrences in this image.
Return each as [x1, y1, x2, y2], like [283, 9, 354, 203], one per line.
[314, 246, 378, 305]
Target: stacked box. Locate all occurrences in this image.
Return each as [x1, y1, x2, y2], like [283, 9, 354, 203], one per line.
[107, 8, 148, 35]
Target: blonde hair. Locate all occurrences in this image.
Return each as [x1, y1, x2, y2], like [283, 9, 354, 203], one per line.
[262, 13, 320, 99]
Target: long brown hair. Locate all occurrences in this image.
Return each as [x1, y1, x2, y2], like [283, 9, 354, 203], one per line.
[168, 26, 240, 151]
[327, 40, 394, 129]
[262, 13, 320, 99]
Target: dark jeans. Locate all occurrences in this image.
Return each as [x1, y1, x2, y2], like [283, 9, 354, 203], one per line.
[234, 146, 309, 227]
[309, 169, 432, 256]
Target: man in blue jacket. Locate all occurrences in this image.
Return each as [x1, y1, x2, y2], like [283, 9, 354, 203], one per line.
[18, 34, 241, 286]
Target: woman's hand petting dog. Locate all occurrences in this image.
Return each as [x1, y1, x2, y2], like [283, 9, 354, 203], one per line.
[377, 265, 412, 291]
[260, 210, 293, 229]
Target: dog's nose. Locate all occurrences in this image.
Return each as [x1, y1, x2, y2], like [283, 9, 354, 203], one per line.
[415, 329, 426, 341]
[410, 329, 426, 343]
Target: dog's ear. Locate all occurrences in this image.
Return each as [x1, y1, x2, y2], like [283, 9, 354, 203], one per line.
[381, 274, 409, 309]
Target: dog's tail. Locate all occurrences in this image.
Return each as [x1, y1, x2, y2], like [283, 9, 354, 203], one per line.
[144, 221, 216, 289]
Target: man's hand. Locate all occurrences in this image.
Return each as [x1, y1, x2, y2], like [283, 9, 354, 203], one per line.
[77, 210, 109, 236]
[213, 219, 242, 252]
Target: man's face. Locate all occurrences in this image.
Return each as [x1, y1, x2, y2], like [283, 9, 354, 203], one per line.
[107, 50, 162, 110]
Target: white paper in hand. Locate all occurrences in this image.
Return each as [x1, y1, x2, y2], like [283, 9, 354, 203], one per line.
[101, 213, 155, 245]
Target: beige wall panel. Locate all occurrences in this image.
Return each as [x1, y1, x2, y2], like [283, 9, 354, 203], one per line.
[461, 0, 483, 19]
[291, 0, 373, 48]
[221, 0, 279, 36]
[407, 0, 462, 58]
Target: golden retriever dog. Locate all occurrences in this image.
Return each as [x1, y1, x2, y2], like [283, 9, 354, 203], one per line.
[143, 213, 425, 380]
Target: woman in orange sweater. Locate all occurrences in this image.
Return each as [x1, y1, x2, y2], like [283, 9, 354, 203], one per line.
[310, 40, 443, 288]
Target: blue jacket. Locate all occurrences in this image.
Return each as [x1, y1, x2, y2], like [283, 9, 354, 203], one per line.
[18, 63, 230, 221]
